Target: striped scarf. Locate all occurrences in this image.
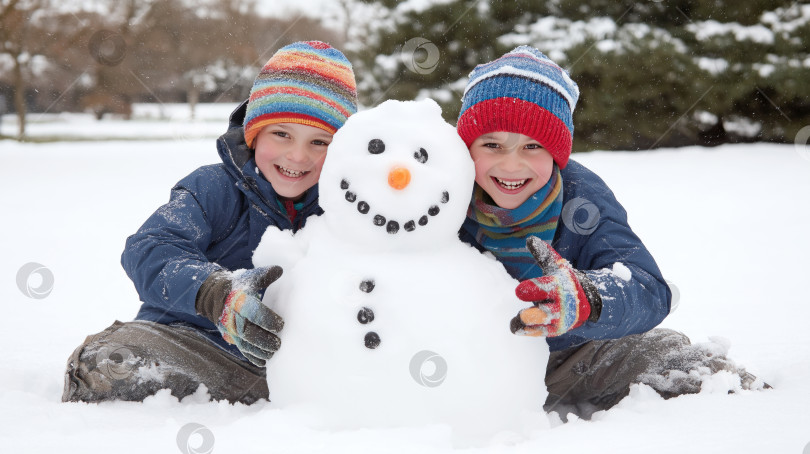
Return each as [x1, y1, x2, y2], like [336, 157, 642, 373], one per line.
[466, 166, 563, 280]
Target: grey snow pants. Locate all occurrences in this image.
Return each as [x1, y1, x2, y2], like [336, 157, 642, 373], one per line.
[544, 328, 761, 419]
[63, 322, 756, 416]
[62, 320, 268, 404]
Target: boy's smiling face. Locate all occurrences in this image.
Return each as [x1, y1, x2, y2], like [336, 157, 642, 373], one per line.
[253, 122, 334, 201]
[469, 131, 555, 209]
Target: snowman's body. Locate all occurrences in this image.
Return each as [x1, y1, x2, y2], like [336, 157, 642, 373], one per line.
[253, 100, 549, 441]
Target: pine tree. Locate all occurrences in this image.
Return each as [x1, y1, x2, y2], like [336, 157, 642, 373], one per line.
[349, 0, 808, 150]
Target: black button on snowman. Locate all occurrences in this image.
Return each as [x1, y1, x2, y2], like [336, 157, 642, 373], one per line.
[357, 279, 379, 349]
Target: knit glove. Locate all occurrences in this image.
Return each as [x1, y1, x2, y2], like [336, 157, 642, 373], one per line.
[510, 237, 602, 337]
[195, 266, 284, 367]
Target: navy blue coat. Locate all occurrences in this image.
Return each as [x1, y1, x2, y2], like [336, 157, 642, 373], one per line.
[460, 160, 672, 351]
[121, 102, 323, 356]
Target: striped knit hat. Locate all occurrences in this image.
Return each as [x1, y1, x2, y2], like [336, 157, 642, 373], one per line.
[457, 46, 579, 168]
[243, 41, 358, 148]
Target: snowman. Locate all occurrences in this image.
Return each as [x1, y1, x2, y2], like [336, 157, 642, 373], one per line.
[253, 99, 549, 442]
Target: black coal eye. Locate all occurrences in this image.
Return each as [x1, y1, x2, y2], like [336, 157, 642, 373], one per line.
[414, 147, 428, 163]
[368, 139, 385, 154]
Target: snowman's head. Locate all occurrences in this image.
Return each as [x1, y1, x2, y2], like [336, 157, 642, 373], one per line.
[319, 99, 475, 251]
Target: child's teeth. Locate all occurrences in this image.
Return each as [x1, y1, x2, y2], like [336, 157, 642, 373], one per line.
[279, 166, 305, 177]
[495, 177, 526, 189]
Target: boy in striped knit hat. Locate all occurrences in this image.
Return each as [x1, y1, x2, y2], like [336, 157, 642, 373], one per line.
[457, 46, 766, 419]
[63, 41, 358, 404]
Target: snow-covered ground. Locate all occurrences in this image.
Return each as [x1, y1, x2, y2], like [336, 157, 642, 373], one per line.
[0, 103, 238, 141]
[1, 111, 809, 452]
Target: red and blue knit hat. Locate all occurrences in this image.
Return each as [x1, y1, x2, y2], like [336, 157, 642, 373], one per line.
[243, 41, 358, 148]
[456, 46, 579, 168]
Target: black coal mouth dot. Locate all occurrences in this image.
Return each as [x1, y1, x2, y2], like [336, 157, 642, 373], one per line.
[340, 179, 449, 235]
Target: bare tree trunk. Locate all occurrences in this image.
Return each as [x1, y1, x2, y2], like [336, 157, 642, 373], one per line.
[12, 54, 26, 139]
[188, 83, 199, 121]
[338, 0, 351, 45]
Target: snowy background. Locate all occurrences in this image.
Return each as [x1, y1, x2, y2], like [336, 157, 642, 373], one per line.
[1, 106, 809, 452]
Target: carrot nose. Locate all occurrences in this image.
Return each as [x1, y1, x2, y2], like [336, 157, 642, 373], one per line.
[388, 166, 411, 190]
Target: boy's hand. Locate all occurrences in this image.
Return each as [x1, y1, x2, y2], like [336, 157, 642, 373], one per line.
[511, 237, 601, 337]
[196, 266, 284, 367]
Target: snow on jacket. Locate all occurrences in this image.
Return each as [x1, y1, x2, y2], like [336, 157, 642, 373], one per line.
[460, 160, 672, 352]
[121, 101, 323, 357]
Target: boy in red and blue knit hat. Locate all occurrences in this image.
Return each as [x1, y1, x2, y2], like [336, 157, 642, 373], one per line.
[457, 46, 767, 419]
[63, 41, 358, 404]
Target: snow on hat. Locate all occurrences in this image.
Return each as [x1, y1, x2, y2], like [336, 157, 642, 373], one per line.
[243, 41, 358, 148]
[456, 46, 579, 168]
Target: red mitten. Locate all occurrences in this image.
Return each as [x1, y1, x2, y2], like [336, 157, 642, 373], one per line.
[511, 237, 601, 337]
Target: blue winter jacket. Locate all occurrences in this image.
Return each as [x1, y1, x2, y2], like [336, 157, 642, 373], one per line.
[460, 161, 672, 352]
[121, 101, 323, 357]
